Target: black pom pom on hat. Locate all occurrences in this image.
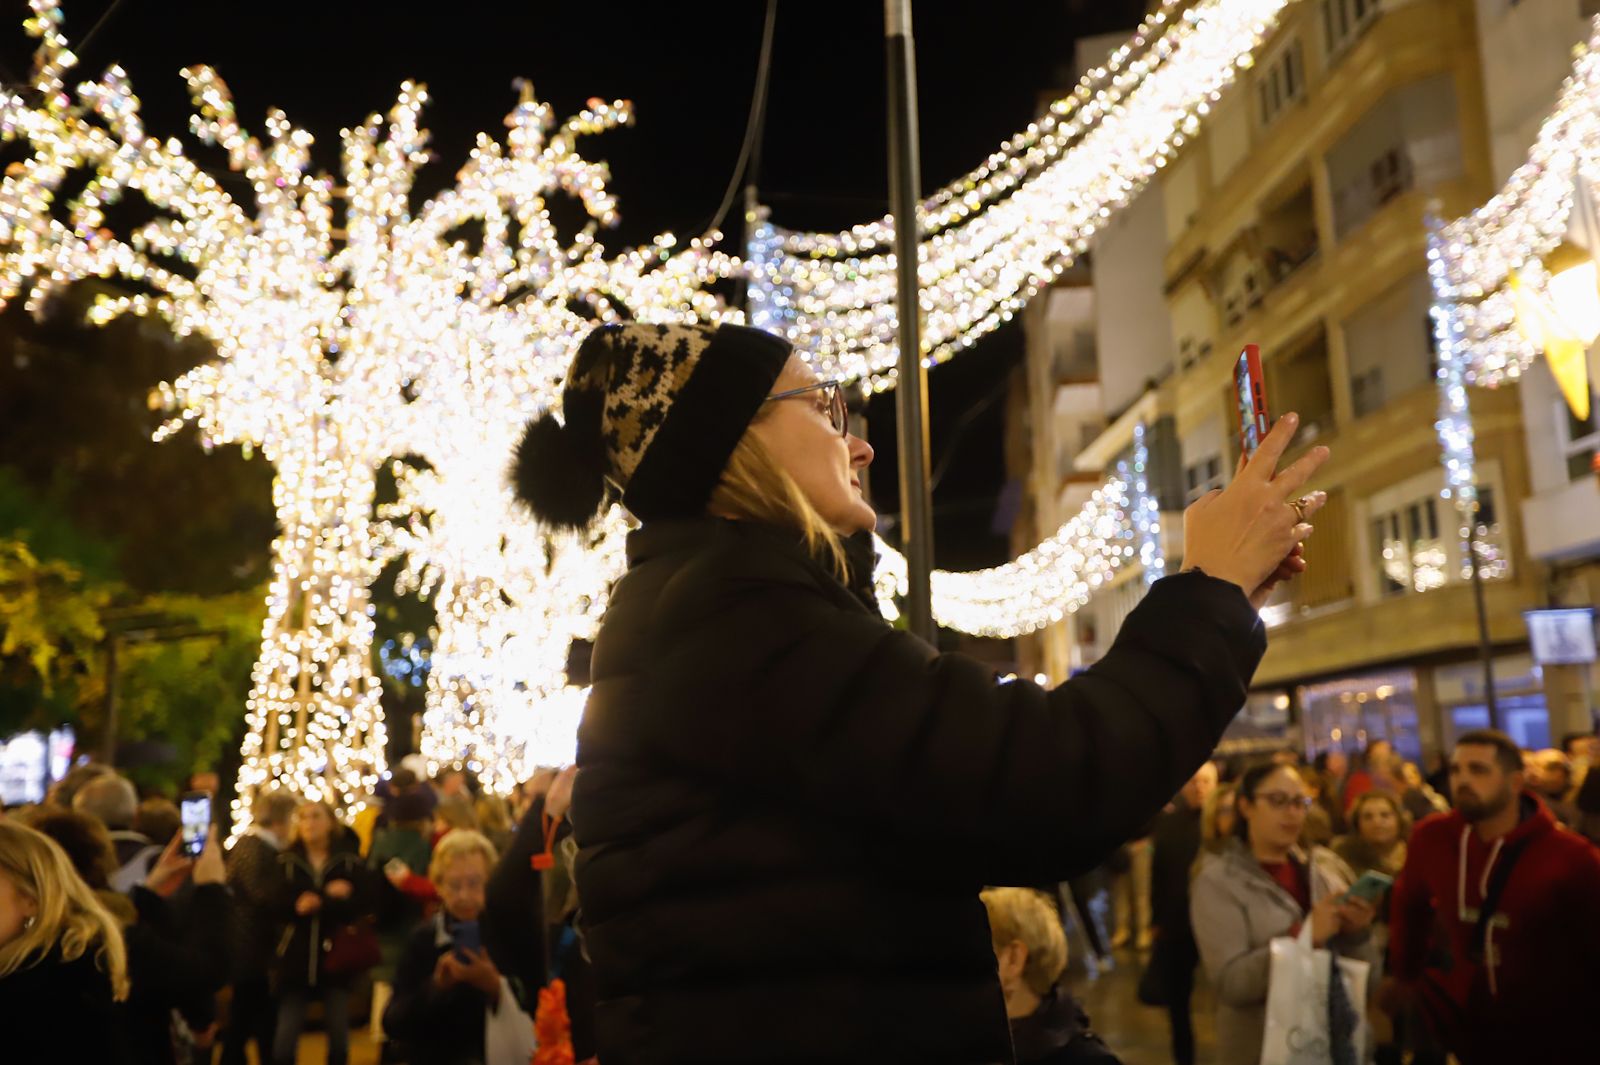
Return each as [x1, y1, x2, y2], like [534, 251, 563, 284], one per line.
[510, 384, 609, 531]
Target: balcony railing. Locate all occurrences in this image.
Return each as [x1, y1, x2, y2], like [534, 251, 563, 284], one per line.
[1333, 146, 1414, 240]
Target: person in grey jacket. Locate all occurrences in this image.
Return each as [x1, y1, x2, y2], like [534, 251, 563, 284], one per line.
[1191, 763, 1378, 1064]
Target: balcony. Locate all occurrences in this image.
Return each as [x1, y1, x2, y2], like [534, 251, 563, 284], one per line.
[1327, 72, 1464, 242]
[1264, 327, 1337, 448]
[1522, 477, 1600, 561]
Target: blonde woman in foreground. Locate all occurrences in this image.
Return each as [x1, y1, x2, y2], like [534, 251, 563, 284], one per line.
[0, 817, 130, 1060]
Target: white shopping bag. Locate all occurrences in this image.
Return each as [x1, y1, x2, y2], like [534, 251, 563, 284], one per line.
[484, 976, 539, 1065]
[1260, 922, 1370, 1065]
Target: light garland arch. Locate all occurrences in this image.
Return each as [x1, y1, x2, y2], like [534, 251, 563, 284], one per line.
[0, 0, 1295, 810]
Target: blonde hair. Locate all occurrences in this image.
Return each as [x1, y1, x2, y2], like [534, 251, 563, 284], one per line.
[0, 820, 129, 1000]
[980, 887, 1067, 996]
[428, 828, 499, 884]
[474, 794, 513, 835]
[708, 427, 850, 581]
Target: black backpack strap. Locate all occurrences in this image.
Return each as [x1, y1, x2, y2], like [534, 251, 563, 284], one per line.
[1468, 834, 1531, 964]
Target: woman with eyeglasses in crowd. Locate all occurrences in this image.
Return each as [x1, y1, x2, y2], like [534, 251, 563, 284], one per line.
[511, 321, 1330, 1063]
[1190, 762, 1380, 1064]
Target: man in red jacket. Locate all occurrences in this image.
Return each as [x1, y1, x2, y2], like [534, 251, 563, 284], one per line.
[1385, 729, 1600, 1064]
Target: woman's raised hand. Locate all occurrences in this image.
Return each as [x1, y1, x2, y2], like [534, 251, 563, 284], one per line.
[1181, 412, 1330, 609]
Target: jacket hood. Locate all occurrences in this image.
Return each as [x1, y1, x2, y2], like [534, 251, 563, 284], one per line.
[1430, 790, 1555, 846]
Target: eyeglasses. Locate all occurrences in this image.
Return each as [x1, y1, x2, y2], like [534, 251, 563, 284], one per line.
[1253, 792, 1314, 812]
[764, 379, 849, 436]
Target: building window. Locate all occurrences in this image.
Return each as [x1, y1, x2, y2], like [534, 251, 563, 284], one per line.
[1557, 394, 1600, 482]
[1367, 475, 1509, 599]
[1322, 0, 1383, 60]
[1372, 493, 1444, 596]
[1258, 39, 1306, 127]
[1184, 455, 1224, 504]
[1327, 74, 1462, 240]
[1298, 670, 1422, 762]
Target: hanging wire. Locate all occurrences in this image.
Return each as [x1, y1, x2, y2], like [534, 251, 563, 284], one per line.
[700, 0, 778, 239]
[78, 0, 130, 59]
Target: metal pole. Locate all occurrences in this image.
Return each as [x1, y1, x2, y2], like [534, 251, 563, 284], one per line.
[885, 0, 936, 643]
[1465, 506, 1499, 729]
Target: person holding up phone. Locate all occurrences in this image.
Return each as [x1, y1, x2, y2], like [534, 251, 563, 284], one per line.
[513, 322, 1331, 1064]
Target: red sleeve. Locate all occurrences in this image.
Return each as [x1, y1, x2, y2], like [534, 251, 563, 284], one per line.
[1388, 822, 1436, 982]
[398, 871, 438, 903]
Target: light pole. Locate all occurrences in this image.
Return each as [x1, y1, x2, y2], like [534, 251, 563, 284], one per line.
[884, 0, 936, 643]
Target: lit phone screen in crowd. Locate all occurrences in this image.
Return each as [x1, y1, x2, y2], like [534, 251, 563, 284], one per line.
[179, 792, 211, 858]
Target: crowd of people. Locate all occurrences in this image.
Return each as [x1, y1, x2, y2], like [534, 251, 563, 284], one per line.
[0, 758, 583, 1065]
[4, 724, 1599, 1065]
[5, 315, 1600, 1065]
[1042, 727, 1600, 1065]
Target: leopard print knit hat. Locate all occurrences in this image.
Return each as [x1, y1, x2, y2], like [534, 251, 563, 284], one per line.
[511, 322, 792, 530]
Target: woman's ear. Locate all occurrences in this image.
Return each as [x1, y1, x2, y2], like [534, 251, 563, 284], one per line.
[997, 939, 1028, 986]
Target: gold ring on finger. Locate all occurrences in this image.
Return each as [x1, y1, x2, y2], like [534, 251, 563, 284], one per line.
[1289, 496, 1312, 523]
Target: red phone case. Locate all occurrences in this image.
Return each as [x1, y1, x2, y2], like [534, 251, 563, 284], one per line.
[1234, 344, 1269, 457]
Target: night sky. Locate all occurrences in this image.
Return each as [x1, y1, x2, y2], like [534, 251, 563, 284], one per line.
[2, 0, 1148, 571]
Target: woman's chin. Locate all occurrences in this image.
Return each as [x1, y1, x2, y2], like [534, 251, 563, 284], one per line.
[837, 501, 878, 536]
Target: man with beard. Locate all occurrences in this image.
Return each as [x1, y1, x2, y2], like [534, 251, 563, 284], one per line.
[1384, 730, 1600, 1064]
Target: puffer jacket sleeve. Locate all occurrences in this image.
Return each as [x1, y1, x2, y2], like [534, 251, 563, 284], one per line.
[621, 552, 1263, 885]
[1190, 857, 1273, 1007]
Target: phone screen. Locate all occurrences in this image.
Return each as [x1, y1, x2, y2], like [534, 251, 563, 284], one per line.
[452, 919, 481, 961]
[179, 792, 211, 858]
[1234, 346, 1268, 457]
[1345, 870, 1394, 904]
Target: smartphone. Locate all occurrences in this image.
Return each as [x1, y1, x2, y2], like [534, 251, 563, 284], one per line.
[1233, 344, 1270, 458]
[179, 791, 211, 859]
[1343, 870, 1394, 904]
[452, 919, 481, 961]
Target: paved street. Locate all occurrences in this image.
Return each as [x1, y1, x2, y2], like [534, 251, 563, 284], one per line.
[1071, 948, 1219, 1065]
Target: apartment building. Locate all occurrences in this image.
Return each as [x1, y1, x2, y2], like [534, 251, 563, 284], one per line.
[1013, 0, 1581, 757]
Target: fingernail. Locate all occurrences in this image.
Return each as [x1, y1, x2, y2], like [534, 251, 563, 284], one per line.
[1285, 412, 1299, 426]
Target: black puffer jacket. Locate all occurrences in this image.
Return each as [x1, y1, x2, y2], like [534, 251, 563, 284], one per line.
[572, 519, 1265, 1064]
[0, 947, 128, 1065]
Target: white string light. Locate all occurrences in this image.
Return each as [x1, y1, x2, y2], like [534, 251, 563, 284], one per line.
[0, 2, 735, 825]
[1429, 18, 1600, 385]
[748, 0, 1292, 386]
[873, 476, 1140, 638]
[1429, 18, 1600, 553]
[0, 1, 1297, 814]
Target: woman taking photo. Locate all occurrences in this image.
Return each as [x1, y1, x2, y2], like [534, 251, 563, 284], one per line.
[0, 819, 129, 1060]
[1191, 763, 1378, 1064]
[512, 322, 1330, 1063]
[271, 799, 370, 1065]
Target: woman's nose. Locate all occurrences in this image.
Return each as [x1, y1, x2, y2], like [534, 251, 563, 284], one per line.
[848, 434, 874, 468]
